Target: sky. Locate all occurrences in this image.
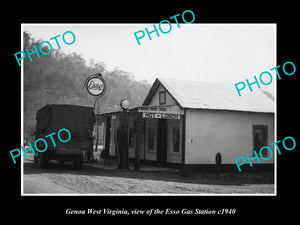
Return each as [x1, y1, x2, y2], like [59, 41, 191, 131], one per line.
[23, 23, 276, 94]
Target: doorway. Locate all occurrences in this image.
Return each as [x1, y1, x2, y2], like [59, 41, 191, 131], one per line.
[157, 119, 167, 163]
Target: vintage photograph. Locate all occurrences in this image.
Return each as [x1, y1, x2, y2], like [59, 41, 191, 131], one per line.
[21, 23, 276, 195]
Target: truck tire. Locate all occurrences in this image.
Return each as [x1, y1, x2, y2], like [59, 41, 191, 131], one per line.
[38, 152, 48, 168]
[73, 152, 83, 170]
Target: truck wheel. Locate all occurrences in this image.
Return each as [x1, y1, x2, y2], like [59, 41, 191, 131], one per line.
[38, 152, 48, 168]
[73, 152, 83, 170]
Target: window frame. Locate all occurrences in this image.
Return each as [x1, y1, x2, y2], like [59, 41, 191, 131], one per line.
[159, 91, 166, 105]
[170, 125, 181, 154]
[146, 126, 155, 152]
[128, 127, 135, 148]
[252, 125, 268, 157]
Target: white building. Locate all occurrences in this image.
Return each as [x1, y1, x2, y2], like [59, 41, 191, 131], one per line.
[97, 78, 275, 172]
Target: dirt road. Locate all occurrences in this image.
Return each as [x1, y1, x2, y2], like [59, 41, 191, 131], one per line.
[23, 155, 274, 195]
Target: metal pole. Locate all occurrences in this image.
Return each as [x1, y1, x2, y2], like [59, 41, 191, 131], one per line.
[92, 97, 101, 162]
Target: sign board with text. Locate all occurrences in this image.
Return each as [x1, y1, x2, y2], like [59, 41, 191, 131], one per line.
[142, 112, 180, 120]
[138, 105, 184, 115]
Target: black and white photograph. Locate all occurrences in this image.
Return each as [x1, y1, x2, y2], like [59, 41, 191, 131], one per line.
[4, 5, 298, 220]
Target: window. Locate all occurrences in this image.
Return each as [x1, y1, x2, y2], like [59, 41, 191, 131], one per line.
[128, 128, 135, 148]
[172, 127, 180, 153]
[253, 125, 268, 157]
[159, 91, 166, 105]
[147, 127, 155, 152]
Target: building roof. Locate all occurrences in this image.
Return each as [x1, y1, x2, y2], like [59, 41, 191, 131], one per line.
[143, 78, 275, 113]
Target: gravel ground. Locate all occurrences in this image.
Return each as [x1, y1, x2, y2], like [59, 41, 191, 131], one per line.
[23, 157, 274, 195]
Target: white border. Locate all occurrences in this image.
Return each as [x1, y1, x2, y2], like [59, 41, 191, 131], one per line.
[20, 23, 277, 196]
[21, 27, 24, 195]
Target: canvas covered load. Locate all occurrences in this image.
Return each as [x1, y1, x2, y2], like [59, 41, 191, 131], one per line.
[36, 104, 95, 149]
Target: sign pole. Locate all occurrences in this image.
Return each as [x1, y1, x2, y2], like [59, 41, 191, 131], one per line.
[85, 73, 106, 162]
[93, 97, 101, 162]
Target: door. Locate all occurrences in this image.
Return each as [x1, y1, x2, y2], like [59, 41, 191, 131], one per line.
[157, 119, 167, 163]
[104, 116, 111, 158]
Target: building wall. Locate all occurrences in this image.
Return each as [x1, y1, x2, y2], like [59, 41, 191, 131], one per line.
[148, 84, 177, 106]
[135, 121, 145, 161]
[128, 115, 134, 158]
[185, 109, 274, 165]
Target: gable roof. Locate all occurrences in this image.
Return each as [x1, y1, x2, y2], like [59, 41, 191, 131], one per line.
[143, 78, 274, 113]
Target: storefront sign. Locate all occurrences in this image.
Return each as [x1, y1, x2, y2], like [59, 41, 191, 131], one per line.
[142, 112, 180, 120]
[138, 105, 184, 115]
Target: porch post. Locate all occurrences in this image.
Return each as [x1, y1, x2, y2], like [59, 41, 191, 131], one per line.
[181, 109, 186, 166]
[134, 112, 142, 171]
[118, 111, 129, 169]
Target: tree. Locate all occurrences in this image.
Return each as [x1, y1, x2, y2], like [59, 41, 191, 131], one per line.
[23, 31, 151, 141]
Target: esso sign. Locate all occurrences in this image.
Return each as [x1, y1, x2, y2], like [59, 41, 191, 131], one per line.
[120, 99, 130, 111]
[86, 74, 106, 97]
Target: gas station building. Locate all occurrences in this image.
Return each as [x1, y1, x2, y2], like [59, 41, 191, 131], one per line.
[96, 78, 274, 171]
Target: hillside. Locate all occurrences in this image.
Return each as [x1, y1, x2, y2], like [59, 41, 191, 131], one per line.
[23, 31, 151, 141]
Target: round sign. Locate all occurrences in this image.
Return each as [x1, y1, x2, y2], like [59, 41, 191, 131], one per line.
[120, 99, 130, 111]
[86, 74, 106, 97]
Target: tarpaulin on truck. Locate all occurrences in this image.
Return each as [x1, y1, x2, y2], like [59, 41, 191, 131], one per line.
[36, 104, 95, 149]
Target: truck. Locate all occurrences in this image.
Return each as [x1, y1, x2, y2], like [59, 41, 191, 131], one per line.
[34, 104, 95, 169]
